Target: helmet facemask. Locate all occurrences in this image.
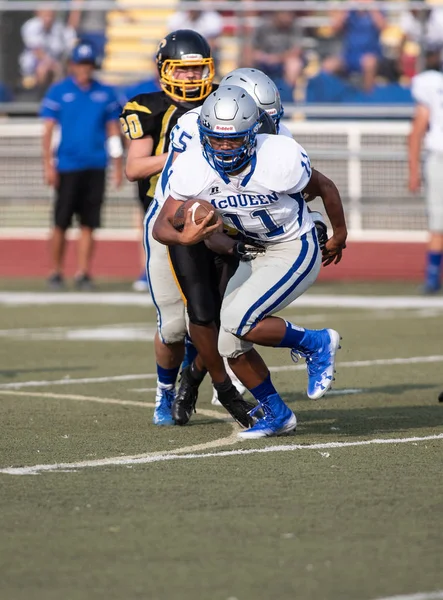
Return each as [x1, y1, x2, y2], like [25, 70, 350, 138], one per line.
[160, 56, 215, 102]
[199, 122, 259, 177]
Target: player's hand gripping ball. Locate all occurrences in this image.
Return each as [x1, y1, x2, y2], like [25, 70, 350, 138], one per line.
[172, 199, 218, 232]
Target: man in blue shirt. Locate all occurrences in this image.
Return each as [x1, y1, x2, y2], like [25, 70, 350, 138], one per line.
[40, 41, 123, 290]
[322, 1, 387, 92]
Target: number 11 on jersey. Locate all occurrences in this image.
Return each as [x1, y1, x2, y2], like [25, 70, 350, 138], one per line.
[222, 209, 284, 239]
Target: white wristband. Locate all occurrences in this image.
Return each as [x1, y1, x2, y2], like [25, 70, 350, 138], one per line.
[107, 135, 123, 158]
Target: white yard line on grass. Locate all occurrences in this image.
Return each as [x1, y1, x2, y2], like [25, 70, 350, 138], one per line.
[371, 592, 443, 600]
[1, 428, 442, 476]
[0, 390, 157, 408]
[0, 373, 157, 389]
[2, 292, 443, 309]
[1, 389, 442, 476]
[1, 307, 442, 343]
[1, 354, 442, 389]
[0, 324, 157, 342]
[0, 390, 239, 474]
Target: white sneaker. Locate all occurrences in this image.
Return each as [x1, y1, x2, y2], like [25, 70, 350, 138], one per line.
[212, 358, 247, 405]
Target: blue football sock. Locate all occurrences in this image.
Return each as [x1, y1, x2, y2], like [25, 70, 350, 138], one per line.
[277, 320, 319, 352]
[157, 364, 179, 389]
[181, 335, 198, 370]
[249, 374, 278, 403]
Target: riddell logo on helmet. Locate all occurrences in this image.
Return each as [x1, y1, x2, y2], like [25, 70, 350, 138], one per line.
[214, 125, 236, 132]
[182, 54, 203, 60]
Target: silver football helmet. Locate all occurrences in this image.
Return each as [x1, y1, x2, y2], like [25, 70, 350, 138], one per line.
[198, 85, 260, 176]
[219, 68, 284, 131]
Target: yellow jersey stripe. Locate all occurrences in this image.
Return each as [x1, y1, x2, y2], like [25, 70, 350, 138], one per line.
[167, 248, 187, 305]
[147, 104, 177, 198]
[124, 101, 152, 114]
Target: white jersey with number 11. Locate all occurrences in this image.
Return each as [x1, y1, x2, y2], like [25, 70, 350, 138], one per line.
[166, 133, 314, 244]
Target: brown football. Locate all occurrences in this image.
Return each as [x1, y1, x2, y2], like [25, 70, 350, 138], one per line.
[172, 199, 218, 231]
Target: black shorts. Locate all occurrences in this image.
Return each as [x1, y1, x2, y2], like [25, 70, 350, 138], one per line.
[168, 242, 239, 327]
[55, 169, 106, 230]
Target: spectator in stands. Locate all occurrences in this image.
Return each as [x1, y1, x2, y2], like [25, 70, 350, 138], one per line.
[400, 4, 443, 48]
[19, 9, 76, 90]
[398, 3, 443, 77]
[68, 0, 107, 61]
[408, 44, 443, 294]
[322, 0, 387, 92]
[243, 11, 304, 102]
[40, 42, 123, 290]
[167, 4, 223, 66]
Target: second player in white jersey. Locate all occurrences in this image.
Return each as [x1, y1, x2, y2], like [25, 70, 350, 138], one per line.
[166, 133, 314, 243]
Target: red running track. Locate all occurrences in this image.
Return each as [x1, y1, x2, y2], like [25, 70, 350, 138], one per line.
[0, 238, 425, 281]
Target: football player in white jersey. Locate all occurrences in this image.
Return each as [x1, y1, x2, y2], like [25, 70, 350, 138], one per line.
[153, 86, 348, 438]
[167, 69, 328, 420]
[145, 70, 294, 428]
[408, 44, 443, 294]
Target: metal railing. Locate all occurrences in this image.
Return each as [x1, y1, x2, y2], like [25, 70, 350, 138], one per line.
[0, 119, 424, 237]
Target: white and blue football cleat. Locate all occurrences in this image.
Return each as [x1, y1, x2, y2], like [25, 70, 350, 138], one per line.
[238, 393, 297, 439]
[153, 387, 175, 426]
[292, 328, 341, 400]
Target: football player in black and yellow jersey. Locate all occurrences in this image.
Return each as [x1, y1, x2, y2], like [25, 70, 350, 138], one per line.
[120, 30, 218, 426]
[120, 29, 216, 211]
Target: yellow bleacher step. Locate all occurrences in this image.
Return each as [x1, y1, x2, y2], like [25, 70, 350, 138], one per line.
[124, 9, 173, 21]
[105, 39, 149, 53]
[103, 55, 152, 71]
[106, 23, 156, 38]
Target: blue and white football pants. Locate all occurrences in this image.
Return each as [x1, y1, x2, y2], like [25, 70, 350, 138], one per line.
[218, 229, 321, 358]
[144, 200, 187, 344]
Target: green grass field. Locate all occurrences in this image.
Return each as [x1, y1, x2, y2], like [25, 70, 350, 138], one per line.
[1, 282, 442, 600]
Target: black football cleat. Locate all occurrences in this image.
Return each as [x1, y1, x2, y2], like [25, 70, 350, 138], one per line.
[172, 366, 199, 426]
[218, 388, 263, 429]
